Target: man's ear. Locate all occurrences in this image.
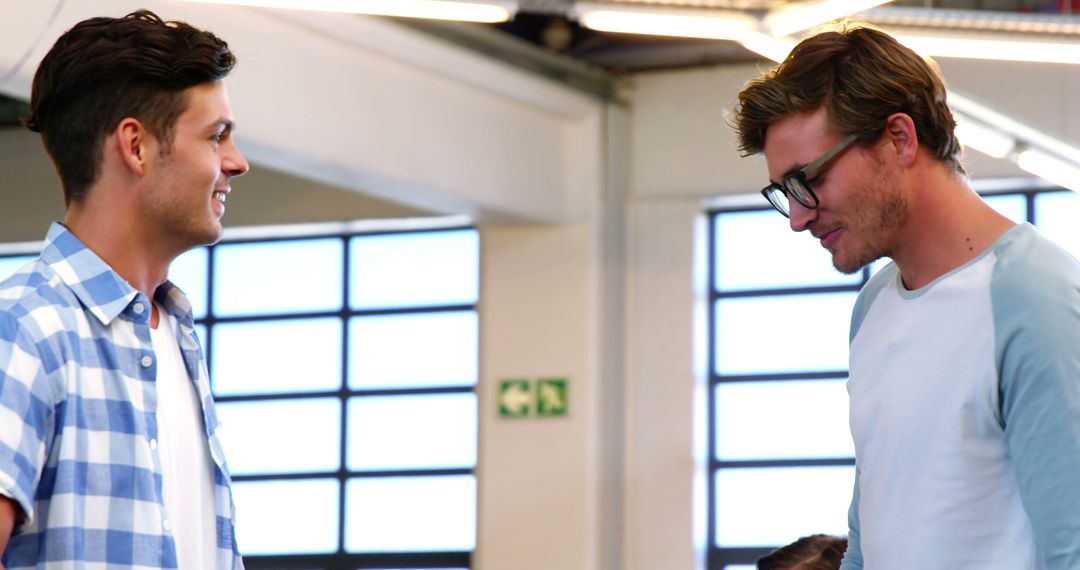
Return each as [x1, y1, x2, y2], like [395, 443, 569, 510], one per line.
[114, 117, 155, 176]
[882, 112, 918, 167]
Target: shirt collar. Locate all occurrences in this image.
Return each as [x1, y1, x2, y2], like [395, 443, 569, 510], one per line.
[40, 222, 195, 328]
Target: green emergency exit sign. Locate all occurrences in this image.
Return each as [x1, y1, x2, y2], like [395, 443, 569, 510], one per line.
[498, 377, 569, 418]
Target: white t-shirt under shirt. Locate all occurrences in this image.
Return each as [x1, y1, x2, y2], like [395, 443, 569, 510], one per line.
[151, 306, 220, 570]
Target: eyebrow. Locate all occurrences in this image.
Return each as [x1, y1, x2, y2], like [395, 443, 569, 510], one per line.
[208, 118, 236, 134]
[769, 162, 809, 185]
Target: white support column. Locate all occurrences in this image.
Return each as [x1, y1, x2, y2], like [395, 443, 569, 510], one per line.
[623, 196, 708, 570]
[476, 220, 604, 570]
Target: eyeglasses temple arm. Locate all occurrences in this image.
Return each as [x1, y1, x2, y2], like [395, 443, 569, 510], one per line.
[804, 134, 859, 175]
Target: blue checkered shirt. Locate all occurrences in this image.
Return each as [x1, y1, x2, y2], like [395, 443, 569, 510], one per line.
[0, 223, 243, 569]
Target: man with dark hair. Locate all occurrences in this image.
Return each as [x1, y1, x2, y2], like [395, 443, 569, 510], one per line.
[734, 26, 1080, 569]
[0, 10, 248, 569]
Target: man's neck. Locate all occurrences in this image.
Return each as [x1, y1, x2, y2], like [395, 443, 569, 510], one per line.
[64, 203, 173, 303]
[891, 173, 1015, 290]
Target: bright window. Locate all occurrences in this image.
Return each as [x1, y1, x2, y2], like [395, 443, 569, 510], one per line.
[0, 226, 479, 570]
[198, 228, 479, 569]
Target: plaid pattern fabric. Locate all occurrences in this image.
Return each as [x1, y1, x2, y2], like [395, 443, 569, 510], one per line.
[0, 223, 243, 569]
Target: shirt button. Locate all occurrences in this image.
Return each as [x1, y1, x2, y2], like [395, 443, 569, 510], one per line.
[133, 303, 145, 315]
[163, 519, 171, 531]
[141, 355, 153, 368]
[150, 438, 158, 451]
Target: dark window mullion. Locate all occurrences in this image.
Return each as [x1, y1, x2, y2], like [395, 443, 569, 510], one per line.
[339, 234, 350, 556]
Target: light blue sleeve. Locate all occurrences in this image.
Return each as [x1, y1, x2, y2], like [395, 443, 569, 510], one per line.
[841, 265, 894, 570]
[849, 263, 897, 343]
[993, 228, 1080, 569]
[839, 469, 863, 570]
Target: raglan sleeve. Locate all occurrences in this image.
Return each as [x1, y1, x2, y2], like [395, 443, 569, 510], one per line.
[839, 468, 863, 570]
[995, 241, 1080, 569]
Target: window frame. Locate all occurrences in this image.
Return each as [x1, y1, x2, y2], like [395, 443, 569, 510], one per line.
[207, 227, 478, 570]
[0, 224, 480, 570]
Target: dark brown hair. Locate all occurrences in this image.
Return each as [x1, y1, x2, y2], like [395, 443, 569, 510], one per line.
[25, 9, 236, 205]
[733, 26, 963, 174]
[757, 534, 848, 570]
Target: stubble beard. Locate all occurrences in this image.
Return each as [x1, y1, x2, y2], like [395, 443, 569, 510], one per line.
[830, 170, 908, 275]
[147, 172, 224, 254]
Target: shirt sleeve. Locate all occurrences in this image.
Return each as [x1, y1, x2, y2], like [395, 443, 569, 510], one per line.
[993, 236, 1080, 569]
[0, 313, 53, 525]
[839, 469, 863, 570]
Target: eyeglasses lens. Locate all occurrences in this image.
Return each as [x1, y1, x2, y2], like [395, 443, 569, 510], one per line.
[784, 177, 814, 209]
[766, 186, 791, 217]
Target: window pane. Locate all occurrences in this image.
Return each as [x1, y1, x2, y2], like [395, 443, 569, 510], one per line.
[214, 238, 343, 316]
[983, 193, 1027, 223]
[714, 293, 856, 375]
[169, 247, 208, 319]
[348, 393, 477, 470]
[213, 318, 342, 396]
[349, 311, 477, 389]
[713, 210, 859, 292]
[715, 466, 854, 547]
[351, 230, 478, 309]
[233, 478, 339, 555]
[0, 255, 35, 281]
[345, 475, 476, 552]
[715, 380, 853, 460]
[1035, 191, 1080, 259]
[217, 398, 341, 475]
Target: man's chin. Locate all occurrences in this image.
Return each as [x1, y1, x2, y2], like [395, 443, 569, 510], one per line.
[831, 252, 878, 275]
[188, 223, 224, 249]
[833, 261, 864, 275]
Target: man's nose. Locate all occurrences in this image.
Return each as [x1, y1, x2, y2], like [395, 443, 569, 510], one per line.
[224, 144, 249, 178]
[788, 199, 817, 232]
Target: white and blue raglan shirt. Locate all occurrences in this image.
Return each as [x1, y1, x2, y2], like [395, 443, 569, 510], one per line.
[0, 223, 243, 569]
[840, 223, 1080, 570]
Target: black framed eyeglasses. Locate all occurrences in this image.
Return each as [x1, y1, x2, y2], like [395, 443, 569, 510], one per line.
[761, 134, 859, 218]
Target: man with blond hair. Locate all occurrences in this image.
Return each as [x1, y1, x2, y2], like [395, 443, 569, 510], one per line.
[734, 27, 1080, 569]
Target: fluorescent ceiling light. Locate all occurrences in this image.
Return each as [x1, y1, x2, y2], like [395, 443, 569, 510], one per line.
[896, 31, 1080, 64]
[861, 6, 1080, 35]
[739, 31, 797, 62]
[573, 4, 756, 41]
[953, 115, 1014, 159]
[765, 0, 895, 37]
[173, 0, 516, 23]
[1016, 148, 1080, 193]
[949, 92, 1080, 166]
